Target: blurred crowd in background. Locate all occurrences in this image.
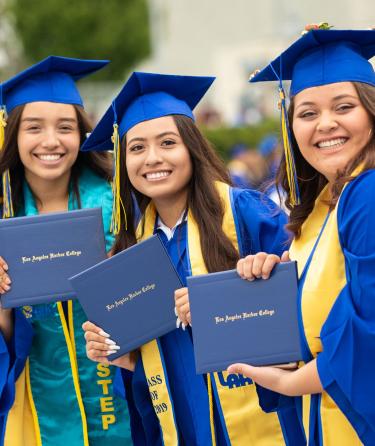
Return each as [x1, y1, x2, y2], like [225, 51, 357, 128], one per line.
[0, 0, 374, 202]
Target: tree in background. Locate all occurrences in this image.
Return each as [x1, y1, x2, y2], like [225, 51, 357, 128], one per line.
[8, 0, 150, 80]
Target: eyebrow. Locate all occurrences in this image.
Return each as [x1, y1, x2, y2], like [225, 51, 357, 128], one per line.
[127, 131, 180, 146]
[21, 117, 77, 122]
[295, 94, 359, 110]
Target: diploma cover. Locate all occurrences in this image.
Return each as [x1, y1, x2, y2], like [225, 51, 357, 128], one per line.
[187, 261, 302, 373]
[69, 234, 182, 359]
[0, 208, 106, 308]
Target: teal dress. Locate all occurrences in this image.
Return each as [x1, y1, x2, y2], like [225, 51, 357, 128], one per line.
[0, 168, 132, 446]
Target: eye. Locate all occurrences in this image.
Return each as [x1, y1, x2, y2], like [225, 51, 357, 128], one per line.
[25, 125, 41, 132]
[297, 110, 317, 119]
[161, 139, 176, 147]
[59, 125, 75, 133]
[336, 103, 355, 113]
[128, 144, 144, 153]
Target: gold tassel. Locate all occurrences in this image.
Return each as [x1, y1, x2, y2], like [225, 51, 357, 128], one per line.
[278, 88, 300, 207]
[0, 107, 14, 218]
[110, 123, 127, 235]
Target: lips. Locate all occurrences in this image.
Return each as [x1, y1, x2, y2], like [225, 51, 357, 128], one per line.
[35, 153, 64, 161]
[315, 137, 348, 149]
[143, 170, 172, 180]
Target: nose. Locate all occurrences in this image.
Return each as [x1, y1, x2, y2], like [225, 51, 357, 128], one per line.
[41, 128, 60, 150]
[316, 111, 338, 133]
[144, 145, 163, 166]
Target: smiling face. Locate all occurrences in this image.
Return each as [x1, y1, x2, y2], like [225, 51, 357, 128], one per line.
[17, 101, 80, 186]
[125, 115, 193, 207]
[292, 82, 373, 182]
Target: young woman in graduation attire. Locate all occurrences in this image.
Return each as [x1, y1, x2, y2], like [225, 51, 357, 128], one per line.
[228, 26, 375, 445]
[0, 57, 132, 446]
[82, 72, 305, 445]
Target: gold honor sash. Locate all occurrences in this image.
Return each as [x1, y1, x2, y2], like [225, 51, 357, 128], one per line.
[290, 182, 361, 445]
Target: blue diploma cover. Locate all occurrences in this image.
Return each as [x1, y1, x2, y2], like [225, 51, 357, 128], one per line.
[69, 235, 182, 359]
[187, 262, 302, 373]
[0, 208, 106, 308]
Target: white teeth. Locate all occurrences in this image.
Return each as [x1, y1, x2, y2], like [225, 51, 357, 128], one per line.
[146, 171, 170, 180]
[317, 138, 347, 148]
[38, 154, 62, 161]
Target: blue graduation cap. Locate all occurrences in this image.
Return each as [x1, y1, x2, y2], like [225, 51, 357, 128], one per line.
[81, 71, 215, 234]
[81, 71, 215, 152]
[0, 55, 109, 113]
[249, 27, 375, 206]
[250, 29, 375, 95]
[0, 56, 109, 218]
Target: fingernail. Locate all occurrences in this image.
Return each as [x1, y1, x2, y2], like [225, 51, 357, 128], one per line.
[176, 317, 181, 329]
[5, 278, 11, 285]
[256, 275, 262, 279]
[247, 277, 254, 282]
[107, 350, 117, 355]
[181, 323, 186, 331]
[3, 285, 10, 291]
[99, 330, 110, 338]
[174, 307, 178, 317]
[3, 264, 8, 271]
[111, 345, 121, 350]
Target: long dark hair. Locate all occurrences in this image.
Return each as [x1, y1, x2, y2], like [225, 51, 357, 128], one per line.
[0, 104, 112, 214]
[277, 81, 375, 238]
[112, 114, 240, 273]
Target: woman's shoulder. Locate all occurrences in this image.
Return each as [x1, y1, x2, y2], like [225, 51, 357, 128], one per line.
[339, 168, 375, 211]
[231, 186, 284, 217]
[78, 167, 113, 210]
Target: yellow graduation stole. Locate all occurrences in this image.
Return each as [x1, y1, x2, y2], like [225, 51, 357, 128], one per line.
[289, 184, 361, 445]
[139, 182, 285, 445]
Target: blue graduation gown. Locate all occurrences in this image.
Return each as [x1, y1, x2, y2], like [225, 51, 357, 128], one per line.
[120, 188, 304, 445]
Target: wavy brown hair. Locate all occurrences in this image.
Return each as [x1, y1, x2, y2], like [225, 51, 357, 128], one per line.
[111, 114, 239, 273]
[276, 82, 375, 238]
[0, 104, 112, 214]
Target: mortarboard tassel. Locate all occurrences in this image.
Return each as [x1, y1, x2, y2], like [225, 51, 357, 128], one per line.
[110, 122, 127, 234]
[278, 87, 300, 206]
[0, 107, 14, 218]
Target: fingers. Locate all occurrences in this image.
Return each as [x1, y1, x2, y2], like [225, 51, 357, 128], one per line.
[82, 320, 120, 364]
[261, 254, 281, 279]
[236, 252, 281, 281]
[82, 321, 110, 338]
[0, 257, 11, 295]
[227, 363, 257, 377]
[281, 251, 290, 262]
[174, 287, 190, 327]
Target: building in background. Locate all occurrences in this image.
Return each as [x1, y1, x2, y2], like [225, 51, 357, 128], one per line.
[140, 0, 375, 124]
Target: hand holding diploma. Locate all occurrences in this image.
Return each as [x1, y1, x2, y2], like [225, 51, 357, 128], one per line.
[229, 250, 323, 396]
[174, 287, 191, 329]
[0, 256, 11, 294]
[0, 256, 13, 341]
[82, 321, 137, 371]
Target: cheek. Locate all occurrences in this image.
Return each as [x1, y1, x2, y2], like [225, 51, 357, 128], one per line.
[125, 156, 139, 185]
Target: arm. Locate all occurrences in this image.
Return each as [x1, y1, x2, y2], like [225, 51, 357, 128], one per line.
[228, 358, 323, 396]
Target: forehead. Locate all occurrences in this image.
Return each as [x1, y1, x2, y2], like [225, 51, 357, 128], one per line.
[293, 82, 359, 106]
[21, 101, 77, 119]
[126, 115, 179, 140]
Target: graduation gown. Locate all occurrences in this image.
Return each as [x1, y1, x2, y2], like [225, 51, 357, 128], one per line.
[0, 168, 132, 446]
[119, 183, 305, 445]
[287, 169, 375, 445]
